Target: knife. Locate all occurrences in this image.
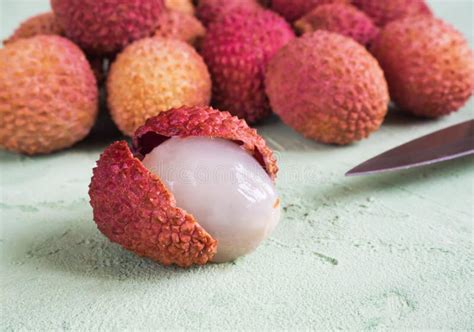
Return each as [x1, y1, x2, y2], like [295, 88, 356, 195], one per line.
[346, 119, 474, 176]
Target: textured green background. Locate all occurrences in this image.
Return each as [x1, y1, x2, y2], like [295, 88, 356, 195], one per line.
[1, 1, 473, 330]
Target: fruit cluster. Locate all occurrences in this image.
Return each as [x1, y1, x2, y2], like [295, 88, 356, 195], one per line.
[1, 0, 472, 266]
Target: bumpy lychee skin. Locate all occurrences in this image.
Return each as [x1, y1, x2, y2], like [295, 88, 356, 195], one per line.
[265, 31, 389, 145]
[196, 0, 262, 26]
[3, 12, 63, 45]
[165, 0, 195, 15]
[353, 0, 431, 27]
[107, 38, 211, 136]
[0, 36, 98, 155]
[154, 10, 205, 47]
[295, 4, 379, 47]
[201, 9, 294, 124]
[271, 0, 350, 22]
[51, 0, 165, 55]
[371, 17, 474, 117]
[89, 106, 278, 267]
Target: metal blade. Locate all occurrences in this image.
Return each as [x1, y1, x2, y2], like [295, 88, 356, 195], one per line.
[346, 119, 474, 176]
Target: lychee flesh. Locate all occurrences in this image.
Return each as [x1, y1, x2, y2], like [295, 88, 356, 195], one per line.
[51, 0, 165, 55]
[3, 12, 63, 45]
[271, 0, 351, 22]
[265, 31, 389, 145]
[196, 0, 262, 27]
[201, 9, 295, 124]
[294, 4, 379, 47]
[165, 0, 195, 15]
[89, 106, 278, 267]
[107, 37, 211, 136]
[154, 10, 205, 47]
[371, 17, 474, 117]
[352, 0, 432, 27]
[142, 136, 280, 263]
[0, 35, 98, 155]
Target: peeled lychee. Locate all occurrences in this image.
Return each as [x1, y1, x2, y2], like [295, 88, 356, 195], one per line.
[196, 0, 262, 26]
[353, 0, 432, 27]
[270, 0, 350, 22]
[165, 0, 195, 15]
[371, 17, 474, 117]
[0, 36, 98, 155]
[265, 31, 389, 145]
[154, 10, 205, 47]
[51, 0, 165, 55]
[3, 12, 64, 45]
[89, 106, 279, 267]
[201, 9, 294, 123]
[107, 38, 211, 136]
[294, 4, 379, 47]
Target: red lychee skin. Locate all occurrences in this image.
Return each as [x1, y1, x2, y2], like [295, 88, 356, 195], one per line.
[371, 17, 474, 118]
[201, 9, 295, 124]
[0, 36, 98, 155]
[51, 0, 165, 55]
[154, 10, 206, 47]
[294, 4, 379, 47]
[196, 0, 262, 26]
[352, 0, 432, 27]
[3, 12, 64, 45]
[265, 31, 389, 145]
[89, 106, 277, 267]
[271, 0, 351, 22]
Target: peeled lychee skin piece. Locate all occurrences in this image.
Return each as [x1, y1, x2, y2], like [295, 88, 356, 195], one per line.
[142, 136, 281, 263]
[3, 12, 63, 45]
[154, 10, 206, 47]
[89, 106, 278, 267]
[201, 9, 295, 124]
[265, 31, 389, 145]
[271, 0, 350, 22]
[51, 0, 165, 55]
[371, 17, 474, 117]
[352, 0, 432, 27]
[107, 38, 211, 136]
[295, 4, 379, 47]
[196, 0, 262, 27]
[0, 36, 98, 155]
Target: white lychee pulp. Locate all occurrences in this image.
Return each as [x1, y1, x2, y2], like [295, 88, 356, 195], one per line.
[142, 136, 281, 263]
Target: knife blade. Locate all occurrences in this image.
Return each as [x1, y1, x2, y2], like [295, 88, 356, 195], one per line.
[346, 119, 474, 176]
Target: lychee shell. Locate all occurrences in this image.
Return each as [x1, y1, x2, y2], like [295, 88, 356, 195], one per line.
[0, 36, 98, 155]
[371, 17, 474, 117]
[107, 38, 211, 136]
[3, 12, 64, 45]
[196, 0, 262, 26]
[165, 0, 195, 15]
[89, 106, 277, 267]
[352, 0, 432, 27]
[51, 0, 165, 55]
[154, 10, 205, 47]
[201, 9, 294, 123]
[271, 0, 350, 22]
[294, 4, 379, 47]
[265, 31, 389, 145]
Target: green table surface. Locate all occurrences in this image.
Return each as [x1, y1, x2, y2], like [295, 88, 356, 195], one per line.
[1, 1, 473, 330]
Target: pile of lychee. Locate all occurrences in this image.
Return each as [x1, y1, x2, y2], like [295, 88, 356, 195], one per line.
[1, 0, 473, 266]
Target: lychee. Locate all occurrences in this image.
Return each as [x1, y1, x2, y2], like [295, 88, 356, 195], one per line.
[154, 10, 205, 47]
[371, 17, 474, 117]
[294, 4, 379, 47]
[265, 31, 389, 145]
[89, 106, 280, 267]
[51, 0, 165, 55]
[201, 9, 294, 123]
[196, 0, 262, 27]
[165, 0, 195, 15]
[270, 0, 350, 22]
[352, 0, 432, 27]
[107, 38, 211, 136]
[3, 12, 64, 45]
[0, 36, 98, 155]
